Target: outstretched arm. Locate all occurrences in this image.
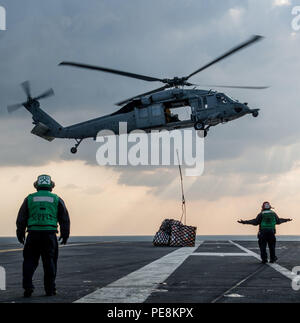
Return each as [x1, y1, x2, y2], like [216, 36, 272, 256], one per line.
[274, 213, 292, 224]
[238, 213, 262, 226]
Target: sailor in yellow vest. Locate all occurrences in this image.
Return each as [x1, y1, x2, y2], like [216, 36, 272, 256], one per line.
[238, 202, 292, 264]
[16, 175, 70, 298]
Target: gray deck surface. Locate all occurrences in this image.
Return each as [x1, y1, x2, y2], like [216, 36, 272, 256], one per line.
[0, 239, 300, 303]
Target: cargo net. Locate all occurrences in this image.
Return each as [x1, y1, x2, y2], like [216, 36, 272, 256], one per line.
[153, 219, 197, 247]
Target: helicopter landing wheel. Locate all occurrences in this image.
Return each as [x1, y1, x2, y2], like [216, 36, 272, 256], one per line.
[194, 122, 204, 131]
[252, 111, 259, 118]
[71, 147, 77, 154]
[70, 138, 83, 154]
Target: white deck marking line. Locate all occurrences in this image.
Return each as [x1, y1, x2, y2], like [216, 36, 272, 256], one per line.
[60, 242, 111, 248]
[0, 242, 109, 254]
[0, 248, 22, 253]
[74, 241, 203, 303]
[229, 240, 297, 281]
[191, 252, 251, 257]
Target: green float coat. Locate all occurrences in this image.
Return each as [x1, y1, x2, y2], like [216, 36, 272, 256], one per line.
[260, 210, 277, 230]
[27, 191, 59, 231]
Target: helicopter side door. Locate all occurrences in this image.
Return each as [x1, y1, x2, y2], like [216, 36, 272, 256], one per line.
[190, 95, 220, 122]
[189, 97, 204, 121]
[135, 103, 165, 129]
[206, 95, 217, 109]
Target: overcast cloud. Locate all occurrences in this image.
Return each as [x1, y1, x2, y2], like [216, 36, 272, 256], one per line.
[0, 0, 299, 201]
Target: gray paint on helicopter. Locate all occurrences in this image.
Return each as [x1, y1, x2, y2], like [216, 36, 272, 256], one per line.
[0, 0, 299, 196]
[8, 34, 264, 153]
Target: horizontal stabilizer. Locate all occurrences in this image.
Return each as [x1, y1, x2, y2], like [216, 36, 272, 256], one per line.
[31, 122, 55, 142]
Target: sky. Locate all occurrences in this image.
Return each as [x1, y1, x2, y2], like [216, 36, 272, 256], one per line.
[0, 0, 299, 236]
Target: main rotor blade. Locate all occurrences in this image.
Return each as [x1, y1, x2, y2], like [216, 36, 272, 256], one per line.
[34, 88, 55, 100]
[7, 103, 24, 114]
[187, 35, 264, 79]
[115, 85, 170, 106]
[202, 85, 269, 90]
[59, 61, 164, 83]
[21, 81, 31, 98]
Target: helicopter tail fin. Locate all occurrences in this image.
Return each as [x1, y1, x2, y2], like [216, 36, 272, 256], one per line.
[8, 81, 63, 141]
[31, 122, 55, 142]
[28, 102, 63, 141]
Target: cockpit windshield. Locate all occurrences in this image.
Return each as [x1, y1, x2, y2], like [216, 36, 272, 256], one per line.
[225, 94, 239, 102]
[216, 93, 227, 104]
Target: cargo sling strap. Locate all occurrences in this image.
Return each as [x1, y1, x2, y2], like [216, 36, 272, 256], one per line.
[177, 151, 186, 225]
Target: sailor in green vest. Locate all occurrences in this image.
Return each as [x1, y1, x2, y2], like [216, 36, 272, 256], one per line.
[16, 174, 70, 298]
[238, 201, 292, 264]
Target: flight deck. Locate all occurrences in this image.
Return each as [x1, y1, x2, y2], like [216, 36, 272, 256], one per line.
[0, 238, 300, 303]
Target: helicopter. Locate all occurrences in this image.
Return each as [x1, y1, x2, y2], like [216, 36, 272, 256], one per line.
[7, 35, 267, 154]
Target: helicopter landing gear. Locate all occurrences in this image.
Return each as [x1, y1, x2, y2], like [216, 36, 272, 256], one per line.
[252, 111, 259, 118]
[194, 122, 209, 138]
[194, 122, 205, 131]
[71, 139, 83, 154]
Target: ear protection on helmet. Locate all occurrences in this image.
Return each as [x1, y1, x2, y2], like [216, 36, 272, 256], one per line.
[33, 175, 55, 190]
[34, 181, 55, 189]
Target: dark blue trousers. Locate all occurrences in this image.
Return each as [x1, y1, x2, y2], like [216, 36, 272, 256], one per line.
[258, 229, 276, 262]
[23, 232, 58, 292]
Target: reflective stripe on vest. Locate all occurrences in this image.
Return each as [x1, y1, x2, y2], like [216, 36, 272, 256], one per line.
[27, 191, 59, 231]
[260, 210, 276, 230]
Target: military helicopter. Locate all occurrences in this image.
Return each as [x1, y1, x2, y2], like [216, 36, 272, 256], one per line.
[8, 35, 267, 154]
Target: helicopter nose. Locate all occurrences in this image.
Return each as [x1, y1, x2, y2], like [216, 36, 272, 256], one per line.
[234, 104, 244, 113]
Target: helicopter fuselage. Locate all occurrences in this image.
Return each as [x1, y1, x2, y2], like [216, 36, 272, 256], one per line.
[52, 88, 258, 140]
[9, 36, 264, 153]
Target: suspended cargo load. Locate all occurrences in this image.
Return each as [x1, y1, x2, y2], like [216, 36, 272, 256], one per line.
[169, 221, 197, 247]
[153, 230, 170, 247]
[153, 219, 197, 247]
[153, 151, 197, 247]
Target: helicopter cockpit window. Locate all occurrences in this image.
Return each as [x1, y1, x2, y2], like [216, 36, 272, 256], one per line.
[216, 93, 227, 104]
[203, 96, 208, 108]
[225, 94, 239, 102]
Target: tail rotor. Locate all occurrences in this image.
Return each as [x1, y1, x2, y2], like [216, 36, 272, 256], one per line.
[7, 81, 54, 114]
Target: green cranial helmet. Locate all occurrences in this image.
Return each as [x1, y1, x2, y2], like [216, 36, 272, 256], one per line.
[34, 174, 55, 190]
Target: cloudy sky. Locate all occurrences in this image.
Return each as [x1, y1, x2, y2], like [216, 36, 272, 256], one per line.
[0, 0, 299, 236]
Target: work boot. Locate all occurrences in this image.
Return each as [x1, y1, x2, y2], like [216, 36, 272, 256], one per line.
[270, 256, 278, 263]
[261, 259, 268, 264]
[24, 289, 33, 298]
[45, 288, 57, 296]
